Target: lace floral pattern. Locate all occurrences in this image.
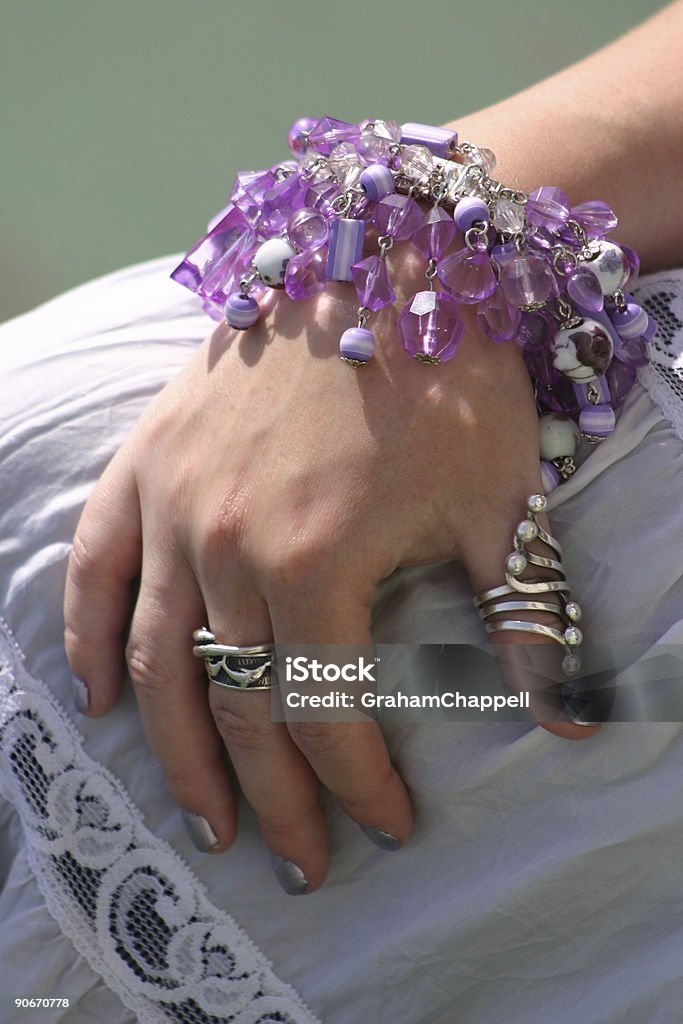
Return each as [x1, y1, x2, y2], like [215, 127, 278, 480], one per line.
[0, 618, 320, 1024]
[633, 270, 683, 440]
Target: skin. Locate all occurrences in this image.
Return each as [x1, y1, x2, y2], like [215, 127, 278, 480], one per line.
[64, 1, 683, 891]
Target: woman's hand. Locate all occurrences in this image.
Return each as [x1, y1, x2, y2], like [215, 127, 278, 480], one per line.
[63, 264, 598, 894]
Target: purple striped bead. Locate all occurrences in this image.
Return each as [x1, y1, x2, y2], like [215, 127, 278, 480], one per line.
[225, 293, 260, 330]
[579, 403, 616, 437]
[325, 218, 366, 282]
[454, 196, 489, 231]
[340, 327, 376, 363]
[359, 163, 395, 202]
[572, 375, 611, 408]
[611, 302, 648, 339]
[540, 460, 561, 494]
[400, 122, 458, 158]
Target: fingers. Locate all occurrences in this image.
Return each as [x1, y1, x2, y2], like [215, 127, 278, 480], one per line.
[462, 493, 602, 741]
[64, 451, 142, 714]
[125, 555, 238, 852]
[268, 581, 413, 851]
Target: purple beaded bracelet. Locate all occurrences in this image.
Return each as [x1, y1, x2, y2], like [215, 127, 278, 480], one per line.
[171, 115, 657, 494]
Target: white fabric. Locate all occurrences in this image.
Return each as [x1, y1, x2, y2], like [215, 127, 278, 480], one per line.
[0, 257, 682, 1024]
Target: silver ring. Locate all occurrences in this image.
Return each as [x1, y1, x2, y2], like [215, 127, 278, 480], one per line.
[473, 494, 584, 679]
[192, 628, 276, 691]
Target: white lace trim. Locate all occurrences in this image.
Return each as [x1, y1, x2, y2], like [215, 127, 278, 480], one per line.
[0, 618, 321, 1024]
[633, 270, 683, 441]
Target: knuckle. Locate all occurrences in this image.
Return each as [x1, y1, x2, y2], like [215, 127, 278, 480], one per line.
[259, 535, 330, 594]
[125, 638, 165, 692]
[210, 701, 271, 753]
[287, 721, 346, 759]
[67, 533, 101, 588]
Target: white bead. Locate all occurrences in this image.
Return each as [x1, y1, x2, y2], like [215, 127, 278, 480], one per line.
[528, 494, 547, 514]
[516, 519, 538, 543]
[551, 319, 613, 383]
[253, 238, 297, 288]
[583, 240, 630, 295]
[564, 626, 583, 646]
[539, 413, 581, 461]
[565, 601, 582, 623]
[507, 552, 528, 576]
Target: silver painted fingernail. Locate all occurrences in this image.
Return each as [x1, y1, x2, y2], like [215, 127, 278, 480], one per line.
[72, 676, 90, 714]
[183, 812, 219, 852]
[270, 854, 311, 895]
[361, 826, 402, 851]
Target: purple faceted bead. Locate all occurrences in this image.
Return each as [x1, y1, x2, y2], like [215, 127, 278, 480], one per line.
[453, 196, 489, 232]
[201, 298, 225, 322]
[477, 288, 522, 343]
[606, 358, 637, 408]
[398, 290, 464, 363]
[170, 206, 266, 309]
[225, 293, 260, 330]
[501, 254, 557, 309]
[284, 246, 326, 301]
[490, 240, 517, 266]
[288, 116, 317, 157]
[526, 225, 557, 251]
[308, 116, 360, 156]
[231, 168, 276, 228]
[373, 194, 423, 240]
[260, 174, 307, 234]
[437, 248, 497, 304]
[615, 336, 650, 368]
[516, 311, 552, 351]
[571, 200, 618, 239]
[526, 186, 570, 231]
[306, 180, 343, 219]
[351, 255, 396, 311]
[287, 207, 328, 250]
[340, 326, 376, 363]
[359, 163, 395, 202]
[412, 207, 456, 260]
[566, 267, 605, 312]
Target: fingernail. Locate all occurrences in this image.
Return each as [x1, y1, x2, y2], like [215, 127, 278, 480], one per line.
[270, 854, 311, 895]
[361, 826, 402, 851]
[182, 812, 219, 852]
[560, 683, 604, 728]
[72, 676, 90, 714]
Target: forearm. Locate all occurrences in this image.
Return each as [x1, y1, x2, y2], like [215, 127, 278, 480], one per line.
[445, 0, 683, 273]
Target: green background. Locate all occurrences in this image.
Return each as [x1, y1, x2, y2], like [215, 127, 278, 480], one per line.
[1, 0, 665, 322]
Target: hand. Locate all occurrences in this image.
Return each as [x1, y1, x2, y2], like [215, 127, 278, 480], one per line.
[63, 263, 599, 894]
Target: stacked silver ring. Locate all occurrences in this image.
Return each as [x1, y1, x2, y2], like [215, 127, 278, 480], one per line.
[473, 494, 583, 677]
[192, 628, 275, 690]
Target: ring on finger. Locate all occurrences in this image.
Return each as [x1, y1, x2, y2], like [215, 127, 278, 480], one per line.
[192, 628, 276, 691]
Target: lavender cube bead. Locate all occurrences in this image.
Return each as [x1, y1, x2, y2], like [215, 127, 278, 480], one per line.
[325, 218, 365, 282]
[572, 375, 611, 408]
[340, 326, 376, 363]
[359, 163, 395, 202]
[400, 122, 458, 159]
[579, 403, 616, 437]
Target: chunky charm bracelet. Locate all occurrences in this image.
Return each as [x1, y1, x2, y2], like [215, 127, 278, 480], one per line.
[171, 115, 657, 495]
